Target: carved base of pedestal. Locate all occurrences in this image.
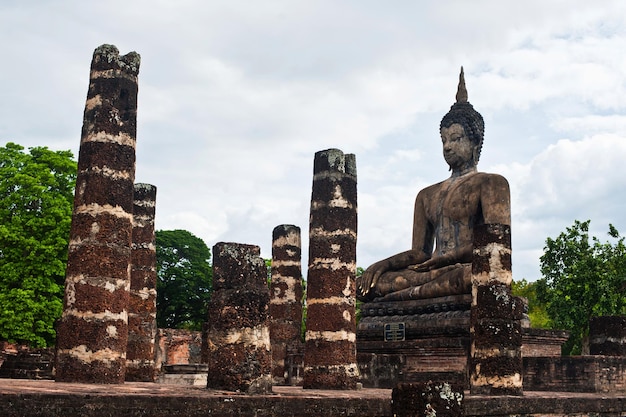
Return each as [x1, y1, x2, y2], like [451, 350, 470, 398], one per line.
[357, 296, 472, 388]
[356, 296, 563, 389]
[357, 295, 472, 341]
[357, 336, 470, 389]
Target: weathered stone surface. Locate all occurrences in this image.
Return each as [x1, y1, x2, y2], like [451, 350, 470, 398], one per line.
[392, 381, 464, 417]
[212, 242, 268, 291]
[6, 379, 626, 417]
[304, 149, 359, 390]
[0, 380, 393, 417]
[205, 242, 272, 394]
[56, 44, 139, 384]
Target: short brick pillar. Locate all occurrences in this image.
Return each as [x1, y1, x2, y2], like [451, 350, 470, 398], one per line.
[269, 225, 304, 385]
[303, 149, 359, 390]
[590, 316, 626, 356]
[470, 223, 523, 395]
[56, 44, 140, 384]
[126, 183, 158, 382]
[204, 242, 273, 394]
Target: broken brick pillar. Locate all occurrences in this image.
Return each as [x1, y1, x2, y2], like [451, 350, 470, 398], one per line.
[126, 183, 157, 382]
[205, 242, 273, 394]
[590, 316, 626, 356]
[55, 44, 140, 384]
[470, 223, 523, 395]
[269, 225, 304, 385]
[303, 148, 359, 390]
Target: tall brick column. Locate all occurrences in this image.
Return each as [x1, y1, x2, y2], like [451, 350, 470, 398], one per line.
[126, 183, 157, 382]
[270, 225, 304, 385]
[303, 148, 359, 390]
[205, 242, 273, 394]
[55, 44, 140, 384]
[469, 223, 523, 395]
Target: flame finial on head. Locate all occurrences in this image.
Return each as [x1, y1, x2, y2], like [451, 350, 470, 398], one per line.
[441, 66, 485, 164]
[456, 66, 468, 103]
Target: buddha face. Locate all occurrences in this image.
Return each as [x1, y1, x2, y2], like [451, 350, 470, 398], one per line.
[440, 123, 475, 171]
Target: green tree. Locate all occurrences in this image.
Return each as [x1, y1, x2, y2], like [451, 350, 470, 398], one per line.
[156, 229, 212, 330]
[0, 142, 77, 347]
[511, 279, 552, 329]
[537, 220, 626, 355]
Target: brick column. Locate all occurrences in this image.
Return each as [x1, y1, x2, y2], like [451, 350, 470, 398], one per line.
[590, 316, 626, 356]
[303, 148, 359, 390]
[205, 242, 273, 394]
[55, 44, 140, 384]
[270, 225, 304, 385]
[470, 223, 523, 395]
[126, 183, 157, 382]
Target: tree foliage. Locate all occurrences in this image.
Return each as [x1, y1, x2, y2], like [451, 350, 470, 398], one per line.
[537, 220, 626, 355]
[156, 229, 212, 330]
[511, 279, 552, 329]
[0, 142, 77, 347]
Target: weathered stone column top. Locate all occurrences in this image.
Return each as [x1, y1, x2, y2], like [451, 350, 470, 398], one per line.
[132, 184, 157, 230]
[272, 224, 301, 248]
[81, 44, 140, 150]
[133, 183, 157, 201]
[471, 223, 512, 288]
[91, 44, 140, 77]
[212, 242, 267, 291]
[313, 149, 356, 178]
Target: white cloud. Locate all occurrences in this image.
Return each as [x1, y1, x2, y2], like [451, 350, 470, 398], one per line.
[506, 134, 626, 279]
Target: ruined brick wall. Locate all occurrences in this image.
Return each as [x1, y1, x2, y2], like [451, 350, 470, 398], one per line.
[522, 328, 569, 357]
[154, 329, 203, 373]
[524, 356, 626, 393]
[0, 344, 54, 380]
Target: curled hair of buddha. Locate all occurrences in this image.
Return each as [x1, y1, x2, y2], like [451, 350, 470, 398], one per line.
[440, 67, 484, 163]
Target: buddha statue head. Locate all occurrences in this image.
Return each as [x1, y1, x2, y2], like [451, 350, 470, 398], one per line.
[440, 67, 485, 165]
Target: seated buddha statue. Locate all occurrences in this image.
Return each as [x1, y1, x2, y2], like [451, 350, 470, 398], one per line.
[357, 68, 511, 303]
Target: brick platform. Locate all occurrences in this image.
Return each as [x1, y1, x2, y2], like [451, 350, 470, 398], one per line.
[2, 379, 626, 417]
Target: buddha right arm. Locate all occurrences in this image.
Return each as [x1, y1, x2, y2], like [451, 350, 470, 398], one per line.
[357, 249, 428, 298]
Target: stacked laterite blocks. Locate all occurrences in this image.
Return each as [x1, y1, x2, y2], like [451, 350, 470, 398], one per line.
[304, 149, 359, 390]
[269, 225, 304, 385]
[56, 45, 140, 384]
[470, 223, 523, 395]
[204, 243, 273, 394]
[126, 184, 158, 382]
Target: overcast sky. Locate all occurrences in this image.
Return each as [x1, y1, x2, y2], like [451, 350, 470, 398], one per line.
[2, 1, 626, 281]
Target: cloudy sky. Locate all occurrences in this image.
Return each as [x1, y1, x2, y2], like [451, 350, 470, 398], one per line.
[2, 1, 626, 281]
